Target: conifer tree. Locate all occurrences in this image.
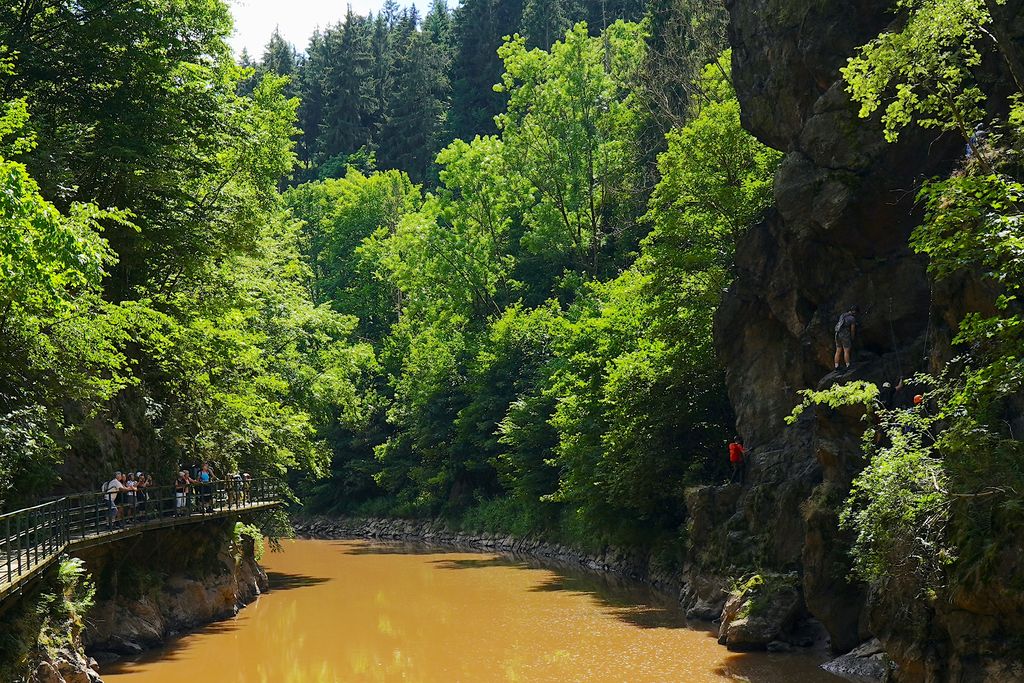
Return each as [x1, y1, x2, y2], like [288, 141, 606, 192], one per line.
[379, 31, 450, 183]
[322, 11, 375, 160]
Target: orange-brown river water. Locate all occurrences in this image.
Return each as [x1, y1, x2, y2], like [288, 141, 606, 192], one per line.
[104, 538, 843, 682]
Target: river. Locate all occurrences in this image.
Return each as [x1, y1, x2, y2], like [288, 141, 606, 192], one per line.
[103, 538, 843, 682]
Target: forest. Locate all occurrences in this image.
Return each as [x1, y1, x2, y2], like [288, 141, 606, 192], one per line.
[0, 0, 771, 560]
[2, 0, 1022, 592]
[242, 0, 781, 555]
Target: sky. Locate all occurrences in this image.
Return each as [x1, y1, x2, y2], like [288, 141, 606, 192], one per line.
[228, 0, 394, 57]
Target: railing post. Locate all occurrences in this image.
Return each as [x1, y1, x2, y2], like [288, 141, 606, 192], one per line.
[64, 498, 70, 548]
[30, 509, 37, 568]
[14, 511, 20, 577]
[23, 510, 29, 572]
[4, 515, 11, 585]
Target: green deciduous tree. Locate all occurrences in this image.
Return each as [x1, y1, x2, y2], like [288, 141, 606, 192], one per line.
[496, 22, 645, 276]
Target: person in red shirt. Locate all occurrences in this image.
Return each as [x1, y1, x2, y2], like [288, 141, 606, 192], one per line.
[728, 437, 746, 485]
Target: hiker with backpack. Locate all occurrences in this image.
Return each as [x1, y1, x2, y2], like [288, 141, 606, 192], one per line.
[102, 471, 127, 529]
[834, 305, 859, 371]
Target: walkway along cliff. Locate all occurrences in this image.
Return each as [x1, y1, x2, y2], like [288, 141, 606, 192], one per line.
[690, 0, 1024, 680]
[0, 481, 282, 682]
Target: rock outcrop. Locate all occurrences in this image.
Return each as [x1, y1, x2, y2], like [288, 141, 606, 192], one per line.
[707, 0, 1024, 679]
[718, 574, 802, 651]
[79, 519, 268, 660]
[821, 639, 892, 682]
[28, 649, 101, 683]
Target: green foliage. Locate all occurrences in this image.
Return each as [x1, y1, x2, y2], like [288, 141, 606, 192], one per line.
[234, 522, 266, 562]
[832, 0, 1024, 603]
[841, 0, 990, 142]
[0, 556, 96, 681]
[645, 53, 782, 283]
[0, 141, 132, 505]
[457, 495, 552, 538]
[496, 22, 645, 275]
[51, 558, 96, 631]
[639, 0, 729, 134]
[786, 381, 880, 424]
[35, 558, 96, 660]
[300, 33, 775, 553]
[1, 0, 377, 503]
[841, 393, 951, 587]
[285, 169, 419, 339]
[252, 508, 295, 553]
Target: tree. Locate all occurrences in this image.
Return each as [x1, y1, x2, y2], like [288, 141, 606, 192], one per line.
[639, 0, 729, 134]
[521, 0, 579, 49]
[0, 92, 130, 505]
[262, 29, 298, 80]
[322, 10, 375, 160]
[644, 53, 782, 296]
[285, 169, 420, 340]
[496, 22, 645, 276]
[842, 0, 991, 143]
[378, 31, 451, 183]
[449, 0, 526, 141]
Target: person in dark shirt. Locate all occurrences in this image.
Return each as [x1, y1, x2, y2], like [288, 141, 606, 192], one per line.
[834, 305, 859, 371]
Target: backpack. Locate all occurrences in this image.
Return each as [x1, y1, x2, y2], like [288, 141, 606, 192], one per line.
[835, 312, 853, 333]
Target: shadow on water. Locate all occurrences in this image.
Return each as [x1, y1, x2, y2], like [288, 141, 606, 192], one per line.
[267, 570, 331, 591]
[338, 539, 474, 556]
[430, 555, 531, 570]
[712, 651, 847, 682]
[100, 620, 242, 673]
[528, 572, 688, 629]
[351, 545, 694, 631]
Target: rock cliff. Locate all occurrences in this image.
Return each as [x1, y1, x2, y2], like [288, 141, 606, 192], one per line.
[79, 519, 268, 663]
[699, 0, 1024, 679]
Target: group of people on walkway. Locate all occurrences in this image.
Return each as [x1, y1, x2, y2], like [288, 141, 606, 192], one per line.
[102, 471, 157, 528]
[175, 462, 217, 514]
[102, 463, 254, 529]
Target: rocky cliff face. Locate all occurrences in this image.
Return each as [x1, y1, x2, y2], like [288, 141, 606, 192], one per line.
[700, 0, 1023, 680]
[79, 519, 268, 661]
[0, 519, 267, 683]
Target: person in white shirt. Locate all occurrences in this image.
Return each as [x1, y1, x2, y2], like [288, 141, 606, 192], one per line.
[124, 474, 138, 522]
[103, 472, 126, 528]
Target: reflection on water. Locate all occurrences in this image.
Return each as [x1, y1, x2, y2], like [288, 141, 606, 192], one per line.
[103, 539, 841, 682]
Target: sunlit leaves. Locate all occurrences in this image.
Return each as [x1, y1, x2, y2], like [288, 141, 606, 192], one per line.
[841, 0, 990, 141]
[496, 22, 644, 274]
[644, 53, 781, 296]
[0, 151, 131, 505]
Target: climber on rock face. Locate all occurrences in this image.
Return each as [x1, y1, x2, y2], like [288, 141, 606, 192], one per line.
[833, 305, 859, 371]
[728, 436, 746, 485]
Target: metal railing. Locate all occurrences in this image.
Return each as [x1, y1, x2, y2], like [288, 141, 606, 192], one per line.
[0, 478, 282, 598]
